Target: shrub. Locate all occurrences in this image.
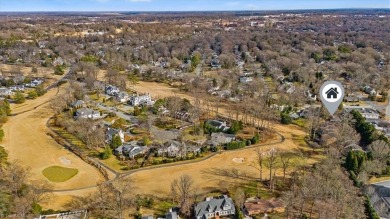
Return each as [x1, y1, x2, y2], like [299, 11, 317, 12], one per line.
[54, 65, 65, 75]
[27, 90, 38, 99]
[14, 91, 26, 104]
[280, 112, 292, 124]
[99, 146, 112, 160]
[226, 120, 244, 134]
[226, 141, 246, 150]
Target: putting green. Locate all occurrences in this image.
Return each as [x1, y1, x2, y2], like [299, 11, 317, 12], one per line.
[42, 166, 78, 182]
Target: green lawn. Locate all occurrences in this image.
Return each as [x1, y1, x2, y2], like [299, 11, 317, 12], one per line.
[42, 166, 78, 182]
[292, 118, 308, 128]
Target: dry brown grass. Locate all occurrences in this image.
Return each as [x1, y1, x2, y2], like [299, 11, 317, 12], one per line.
[127, 82, 319, 197]
[2, 87, 104, 209]
[3, 80, 318, 211]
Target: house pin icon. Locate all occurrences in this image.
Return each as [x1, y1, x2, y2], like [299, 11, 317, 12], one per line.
[325, 87, 339, 99]
[320, 81, 345, 115]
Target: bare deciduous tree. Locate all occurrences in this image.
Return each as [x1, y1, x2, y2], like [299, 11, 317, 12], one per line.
[170, 174, 195, 217]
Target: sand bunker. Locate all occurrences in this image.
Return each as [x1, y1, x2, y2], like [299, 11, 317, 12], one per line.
[59, 156, 72, 165]
[232, 157, 245, 163]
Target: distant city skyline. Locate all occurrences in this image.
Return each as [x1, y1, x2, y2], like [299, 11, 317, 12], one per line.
[0, 0, 389, 12]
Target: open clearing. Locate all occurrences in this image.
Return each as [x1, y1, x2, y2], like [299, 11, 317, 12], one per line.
[42, 166, 79, 182]
[2, 87, 104, 209]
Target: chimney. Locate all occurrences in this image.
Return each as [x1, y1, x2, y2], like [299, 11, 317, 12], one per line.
[334, 87, 337, 92]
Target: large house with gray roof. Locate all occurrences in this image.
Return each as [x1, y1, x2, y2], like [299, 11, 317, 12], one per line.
[75, 108, 100, 119]
[194, 195, 235, 219]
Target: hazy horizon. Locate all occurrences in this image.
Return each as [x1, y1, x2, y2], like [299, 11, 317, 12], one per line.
[1, 0, 389, 12]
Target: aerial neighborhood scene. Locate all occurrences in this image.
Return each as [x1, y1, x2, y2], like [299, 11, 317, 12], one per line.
[0, 0, 389, 218]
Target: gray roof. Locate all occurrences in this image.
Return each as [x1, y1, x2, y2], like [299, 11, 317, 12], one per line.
[76, 108, 99, 115]
[115, 141, 147, 157]
[166, 212, 177, 219]
[106, 128, 121, 136]
[142, 216, 154, 219]
[210, 132, 235, 146]
[71, 100, 85, 107]
[194, 195, 235, 218]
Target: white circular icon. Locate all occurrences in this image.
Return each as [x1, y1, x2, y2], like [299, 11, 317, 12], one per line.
[321, 84, 343, 103]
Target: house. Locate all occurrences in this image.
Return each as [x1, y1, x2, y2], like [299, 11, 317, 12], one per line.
[243, 198, 285, 216]
[305, 90, 317, 101]
[158, 141, 184, 157]
[194, 195, 236, 219]
[209, 132, 235, 147]
[117, 91, 129, 103]
[142, 216, 154, 219]
[289, 112, 300, 120]
[75, 108, 100, 119]
[9, 85, 25, 92]
[105, 85, 120, 96]
[205, 120, 230, 132]
[0, 87, 13, 96]
[165, 208, 179, 219]
[26, 79, 44, 87]
[364, 86, 377, 96]
[70, 100, 85, 108]
[325, 87, 339, 99]
[106, 128, 125, 143]
[129, 93, 153, 106]
[12, 75, 25, 84]
[239, 76, 253, 83]
[53, 57, 64, 66]
[344, 106, 380, 120]
[37, 210, 88, 219]
[115, 141, 149, 159]
[344, 96, 359, 102]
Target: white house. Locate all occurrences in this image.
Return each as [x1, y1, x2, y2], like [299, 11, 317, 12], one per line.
[0, 87, 13, 96]
[75, 108, 100, 119]
[129, 93, 153, 106]
[116, 91, 130, 103]
[158, 141, 185, 157]
[26, 79, 44, 88]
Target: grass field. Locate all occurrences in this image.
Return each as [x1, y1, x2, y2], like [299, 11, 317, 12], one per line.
[2, 86, 104, 210]
[128, 82, 321, 199]
[43, 166, 79, 182]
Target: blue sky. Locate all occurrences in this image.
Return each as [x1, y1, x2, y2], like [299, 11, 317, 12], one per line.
[1, 0, 389, 12]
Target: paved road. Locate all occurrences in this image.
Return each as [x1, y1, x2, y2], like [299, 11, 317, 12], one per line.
[373, 180, 390, 188]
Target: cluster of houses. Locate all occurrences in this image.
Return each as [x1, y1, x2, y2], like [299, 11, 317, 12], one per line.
[105, 84, 154, 106]
[105, 119, 237, 161]
[0, 77, 44, 97]
[142, 195, 285, 219]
